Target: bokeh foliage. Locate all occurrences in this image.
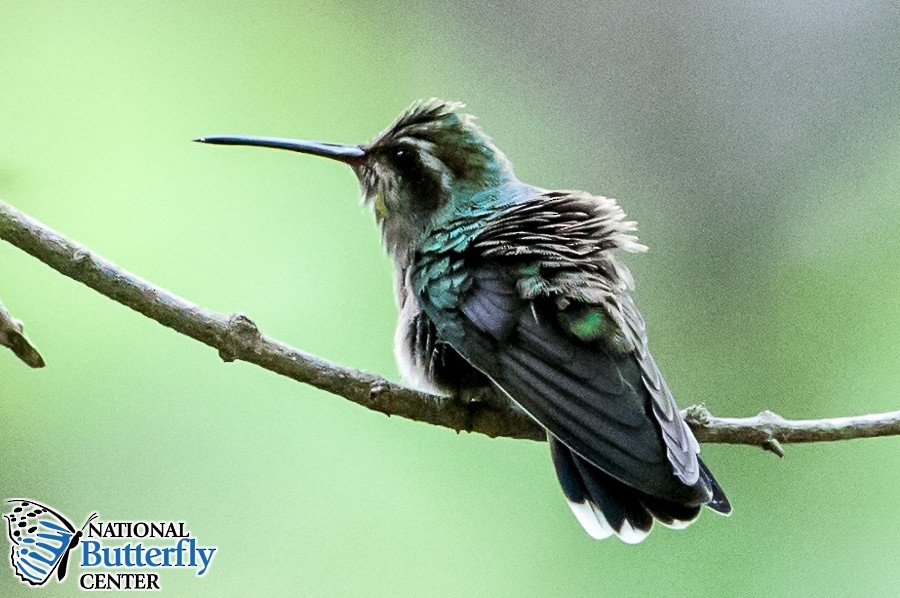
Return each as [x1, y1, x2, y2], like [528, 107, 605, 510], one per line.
[2, 1, 899, 596]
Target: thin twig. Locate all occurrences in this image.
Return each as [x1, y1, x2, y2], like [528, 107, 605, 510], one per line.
[683, 405, 900, 456]
[0, 297, 45, 368]
[1, 199, 899, 453]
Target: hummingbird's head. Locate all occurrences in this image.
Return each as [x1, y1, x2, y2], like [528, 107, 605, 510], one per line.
[197, 99, 514, 261]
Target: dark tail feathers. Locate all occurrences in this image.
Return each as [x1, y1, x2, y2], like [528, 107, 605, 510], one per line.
[549, 436, 730, 543]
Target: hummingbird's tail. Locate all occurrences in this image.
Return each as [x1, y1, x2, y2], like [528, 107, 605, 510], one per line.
[549, 436, 730, 543]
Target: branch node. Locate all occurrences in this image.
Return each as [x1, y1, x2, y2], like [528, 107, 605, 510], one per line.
[758, 409, 784, 423]
[683, 403, 711, 426]
[369, 382, 387, 401]
[218, 312, 262, 362]
[73, 247, 93, 268]
[761, 436, 786, 458]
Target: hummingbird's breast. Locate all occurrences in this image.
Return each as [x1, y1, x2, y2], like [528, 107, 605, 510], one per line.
[392, 266, 492, 396]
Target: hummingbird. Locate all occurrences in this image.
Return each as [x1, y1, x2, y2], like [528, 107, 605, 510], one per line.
[197, 99, 731, 542]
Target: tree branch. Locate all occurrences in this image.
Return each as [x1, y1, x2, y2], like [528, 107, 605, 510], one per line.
[2, 199, 899, 454]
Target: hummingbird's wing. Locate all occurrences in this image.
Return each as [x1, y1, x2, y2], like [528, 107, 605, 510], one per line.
[414, 191, 716, 506]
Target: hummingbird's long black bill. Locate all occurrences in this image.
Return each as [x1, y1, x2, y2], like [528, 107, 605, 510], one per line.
[194, 135, 364, 162]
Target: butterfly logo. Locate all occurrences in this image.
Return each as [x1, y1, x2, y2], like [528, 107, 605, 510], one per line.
[3, 499, 97, 586]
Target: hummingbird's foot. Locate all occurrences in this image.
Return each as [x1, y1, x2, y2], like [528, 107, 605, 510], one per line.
[453, 385, 517, 433]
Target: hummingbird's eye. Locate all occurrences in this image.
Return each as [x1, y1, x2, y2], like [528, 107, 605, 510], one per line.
[384, 143, 442, 208]
[390, 146, 417, 172]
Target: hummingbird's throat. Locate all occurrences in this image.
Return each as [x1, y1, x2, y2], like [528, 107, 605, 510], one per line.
[372, 193, 388, 221]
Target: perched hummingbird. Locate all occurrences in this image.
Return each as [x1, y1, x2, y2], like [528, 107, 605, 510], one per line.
[197, 99, 731, 542]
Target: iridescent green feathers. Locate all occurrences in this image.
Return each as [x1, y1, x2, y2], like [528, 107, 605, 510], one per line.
[368, 98, 513, 188]
[353, 100, 515, 263]
[415, 188, 648, 351]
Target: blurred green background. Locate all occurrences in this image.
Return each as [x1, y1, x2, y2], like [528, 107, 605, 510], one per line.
[2, 1, 899, 596]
